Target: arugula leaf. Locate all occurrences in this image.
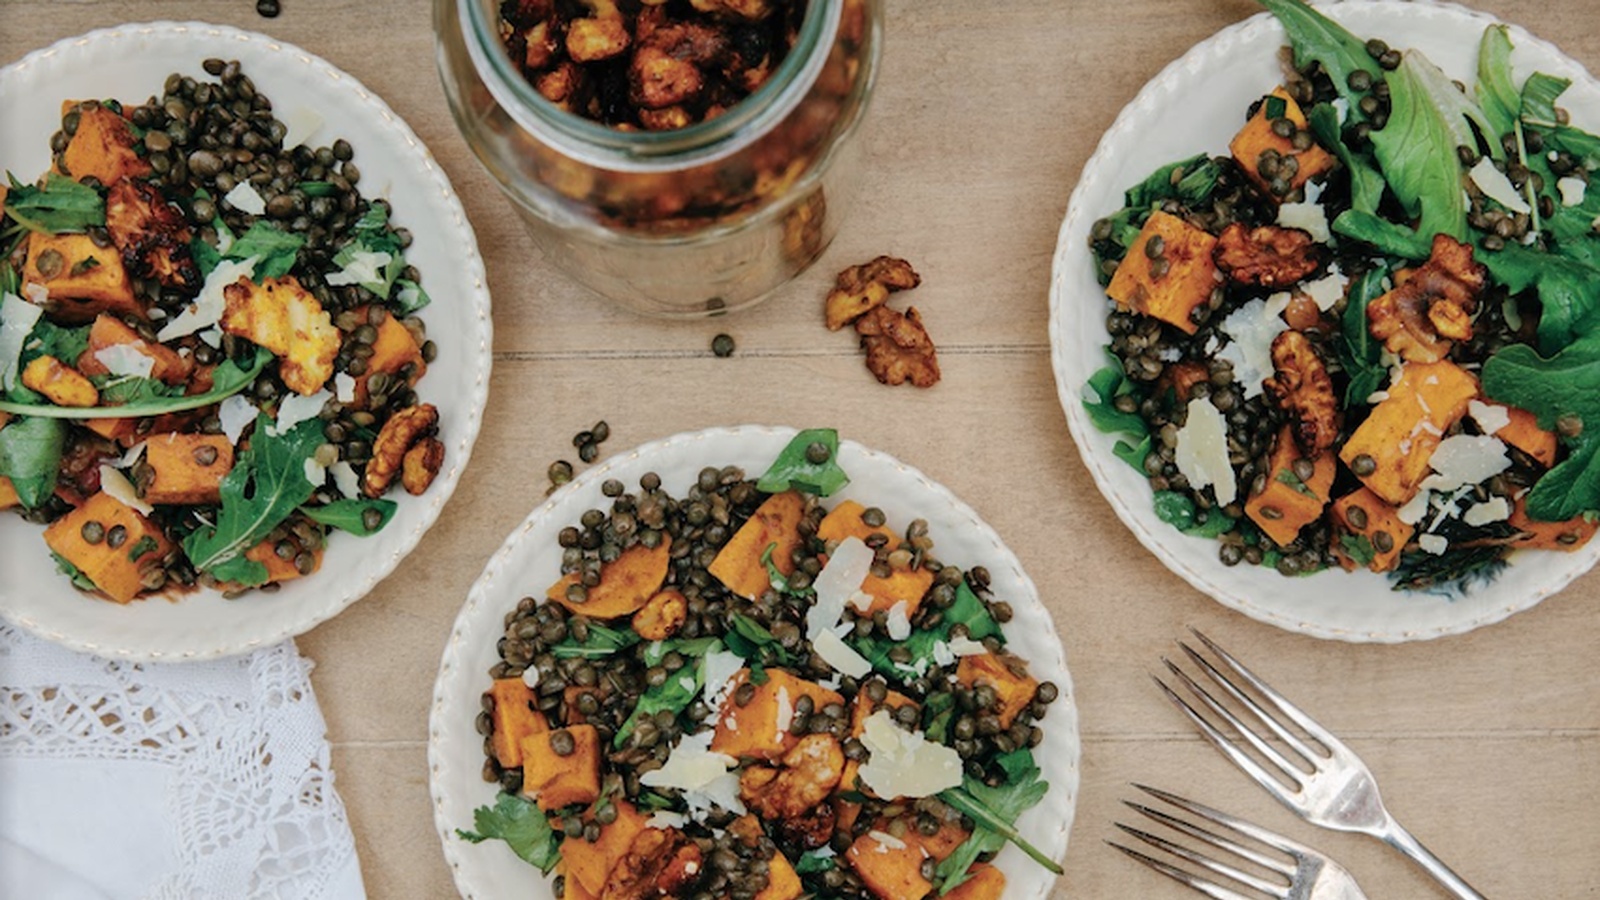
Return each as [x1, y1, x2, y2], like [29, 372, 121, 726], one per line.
[51, 550, 99, 592]
[1331, 209, 1433, 259]
[4, 172, 105, 234]
[1481, 334, 1600, 520]
[300, 498, 396, 536]
[552, 621, 642, 660]
[922, 690, 957, 743]
[1339, 266, 1390, 404]
[936, 751, 1059, 892]
[0, 415, 65, 507]
[850, 581, 1001, 683]
[614, 644, 714, 748]
[1307, 103, 1385, 214]
[22, 321, 91, 369]
[1152, 490, 1236, 539]
[182, 413, 325, 576]
[1111, 434, 1152, 473]
[794, 851, 837, 875]
[226, 221, 304, 281]
[1123, 153, 1221, 209]
[394, 278, 432, 315]
[642, 636, 722, 666]
[97, 375, 181, 405]
[1369, 54, 1469, 245]
[1476, 26, 1521, 142]
[724, 613, 796, 666]
[1082, 358, 1147, 437]
[761, 541, 813, 598]
[0, 347, 271, 418]
[1519, 72, 1571, 129]
[756, 428, 850, 497]
[1255, 0, 1382, 123]
[457, 792, 561, 872]
[297, 181, 338, 197]
[1339, 533, 1378, 568]
[1479, 245, 1600, 354]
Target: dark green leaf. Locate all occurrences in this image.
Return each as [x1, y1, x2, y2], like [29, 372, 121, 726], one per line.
[1331, 210, 1433, 259]
[394, 278, 432, 315]
[1339, 533, 1378, 567]
[642, 636, 721, 667]
[1152, 490, 1237, 538]
[1475, 26, 1520, 142]
[755, 428, 850, 497]
[21, 320, 91, 369]
[851, 581, 1000, 684]
[1549, 124, 1600, 169]
[1256, 0, 1383, 123]
[182, 413, 325, 577]
[1520, 72, 1571, 129]
[208, 554, 271, 588]
[0, 260, 18, 297]
[1307, 103, 1386, 214]
[97, 375, 181, 405]
[615, 649, 708, 748]
[126, 534, 160, 563]
[3, 172, 105, 234]
[1124, 153, 1216, 209]
[1112, 434, 1152, 473]
[1338, 265, 1392, 404]
[761, 541, 813, 599]
[1082, 360, 1147, 437]
[921, 691, 957, 744]
[1481, 335, 1600, 519]
[794, 852, 837, 875]
[0, 347, 271, 418]
[1479, 245, 1600, 354]
[226, 221, 304, 280]
[300, 498, 397, 536]
[552, 621, 642, 660]
[936, 755, 1059, 892]
[50, 551, 98, 592]
[0, 415, 65, 507]
[457, 792, 561, 873]
[297, 181, 338, 197]
[1369, 55, 1469, 245]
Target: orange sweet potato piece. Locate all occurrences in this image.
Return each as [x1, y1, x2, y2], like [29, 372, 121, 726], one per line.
[21, 355, 98, 407]
[241, 538, 324, 584]
[0, 476, 19, 510]
[846, 831, 932, 900]
[561, 800, 648, 897]
[957, 651, 1039, 730]
[1106, 210, 1221, 335]
[220, 276, 340, 396]
[711, 668, 845, 761]
[352, 307, 427, 407]
[815, 500, 933, 614]
[77, 315, 190, 384]
[141, 432, 234, 505]
[23, 232, 140, 323]
[60, 103, 151, 186]
[547, 537, 673, 618]
[816, 499, 894, 545]
[520, 724, 602, 811]
[1229, 87, 1335, 199]
[488, 677, 549, 769]
[756, 848, 803, 900]
[632, 588, 688, 641]
[1340, 361, 1479, 505]
[942, 864, 1006, 900]
[1494, 405, 1558, 468]
[85, 417, 139, 443]
[1245, 426, 1336, 547]
[1330, 487, 1414, 573]
[709, 490, 805, 599]
[42, 491, 173, 603]
[1507, 496, 1598, 551]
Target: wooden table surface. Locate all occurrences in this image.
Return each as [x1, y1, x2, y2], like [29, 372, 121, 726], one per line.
[5, 1, 1599, 896]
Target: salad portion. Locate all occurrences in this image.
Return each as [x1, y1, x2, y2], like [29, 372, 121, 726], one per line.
[1084, 0, 1600, 592]
[0, 60, 442, 602]
[460, 429, 1063, 900]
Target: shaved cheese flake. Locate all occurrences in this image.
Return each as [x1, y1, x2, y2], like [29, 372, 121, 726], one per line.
[1277, 200, 1331, 244]
[118, 441, 148, 469]
[647, 811, 689, 830]
[158, 257, 257, 341]
[94, 343, 156, 380]
[946, 635, 988, 657]
[931, 640, 956, 668]
[857, 710, 963, 799]
[275, 389, 332, 433]
[1464, 496, 1512, 527]
[701, 649, 745, 725]
[639, 731, 744, 818]
[305, 457, 327, 489]
[1558, 176, 1587, 207]
[885, 601, 912, 641]
[1215, 298, 1287, 400]
[281, 106, 325, 150]
[867, 831, 907, 852]
[773, 687, 793, 744]
[224, 182, 267, 216]
[196, 327, 222, 348]
[520, 665, 540, 689]
[329, 461, 361, 499]
[1419, 435, 1510, 492]
[1175, 397, 1237, 506]
[1418, 533, 1449, 555]
[814, 629, 872, 678]
[218, 394, 258, 444]
[0, 292, 43, 390]
[1470, 159, 1532, 214]
[1397, 489, 1432, 525]
[808, 535, 872, 639]
[1468, 400, 1512, 436]
[99, 465, 152, 515]
[325, 249, 392, 288]
[334, 372, 357, 403]
[1302, 265, 1347, 311]
[847, 590, 875, 613]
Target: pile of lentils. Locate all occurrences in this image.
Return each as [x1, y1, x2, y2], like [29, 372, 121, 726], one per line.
[480, 466, 1058, 899]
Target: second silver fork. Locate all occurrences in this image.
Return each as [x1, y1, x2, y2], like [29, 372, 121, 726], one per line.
[1157, 630, 1488, 900]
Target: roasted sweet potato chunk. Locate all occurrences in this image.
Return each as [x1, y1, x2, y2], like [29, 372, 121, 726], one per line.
[857, 305, 941, 388]
[1246, 425, 1336, 547]
[488, 677, 549, 768]
[76, 315, 190, 384]
[43, 491, 173, 603]
[24, 231, 140, 323]
[561, 800, 648, 898]
[1330, 487, 1413, 572]
[1340, 361, 1478, 505]
[1492, 404, 1558, 468]
[845, 830, 932, 900]
[632, 588, 688, 640]
[1507, 496, 1598, 550]
[1214, 222, 1322, 287]
[1229, 87, 1335, 200]
[241, 537, 324, 584]
[520, 724, 602, 811]
[1106, 210, 1220, 335]
[709, 489, 804, 599]
[601, 828, 703, 900]
[141, 432, 234, 505]
[548, 537, 673, 618]
[21, 355, 98, 407]
[942, 864, 1006, 900]
[59, 102, 151, 186]
[711, 668, 844, 760]
[219, 275, 340, 395]
[105, 178, 197, 288]
[956, 651, 1039, 730]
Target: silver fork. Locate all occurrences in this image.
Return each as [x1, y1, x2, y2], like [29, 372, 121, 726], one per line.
[1156, 630, 1487, 900]
[1111, 784, 1367, 900]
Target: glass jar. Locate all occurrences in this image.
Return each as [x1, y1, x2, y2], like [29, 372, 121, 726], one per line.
[435, 0, 882, 317]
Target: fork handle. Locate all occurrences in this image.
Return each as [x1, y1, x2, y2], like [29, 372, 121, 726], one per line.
[1379, 817, 1488, 900]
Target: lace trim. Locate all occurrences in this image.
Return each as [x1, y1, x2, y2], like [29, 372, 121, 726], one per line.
[0, 624, 355, 900]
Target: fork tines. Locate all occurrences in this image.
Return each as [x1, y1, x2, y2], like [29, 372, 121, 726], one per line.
[1109, 785, 1308, 900]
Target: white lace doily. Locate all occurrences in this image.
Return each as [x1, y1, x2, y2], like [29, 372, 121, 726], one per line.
[0, 624, 365, 900]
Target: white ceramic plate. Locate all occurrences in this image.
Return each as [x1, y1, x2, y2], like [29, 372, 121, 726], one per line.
[1049, 1, 1600, 642]
[0, 22, 492, 660]
[429, 425, 1079, 899]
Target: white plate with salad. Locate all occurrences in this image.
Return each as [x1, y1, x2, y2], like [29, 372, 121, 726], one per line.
[1049, 0, 1600, 642]
[0, 22, 491, 660]
[429, 425, 1078, 900]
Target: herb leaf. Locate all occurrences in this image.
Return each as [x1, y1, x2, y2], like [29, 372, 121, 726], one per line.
[936, 751, 1059, 892]
[1152, 490, 1236, 538]
[300, 498, 396, 536]
[551, 621, 642, 660]
[182, 413, 325, 576]
[0, 415, 65, 507]
[1256, 0, 1382, 123]
[226, 221, 304, 281]
[1339, 266, 1390, 405]
[4, 172, 105, 234]
[1481, 334, 1600, 520]
[0, 347, 271, 418]
[756, 428, 850, 497]
[850, 581, 1001, 683]
[1368, 54, 1469, 246]
[457, 792, 561, 873]
[614, 640, 721, 748]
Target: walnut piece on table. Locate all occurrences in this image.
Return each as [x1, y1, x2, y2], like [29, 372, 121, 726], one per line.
[823, 255, 921, 331]
[856, 304, 940, 388]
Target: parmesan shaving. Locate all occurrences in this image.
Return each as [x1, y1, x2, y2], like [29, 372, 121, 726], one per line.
[325, 249, 392, 288]
[1418, 534, 1449, 555]
[857, 710, 962, 799]
[99, 465, 152, 515]
[330, 461, 361, 499]
[157, 257, 257, 342]
[0, 292, 43, 391]
[1174, 397, 1237, 506]
[275, 389, 332, 433]
[1468, 400, 1512, 436]
[218, 394, 258, 444]
[1469, 158, 1532, 214]
[224, 182, 267, 216]
[814, 629, 872, 678]
[885, 601, 911, 641]
[639, 731, 744, 818]
[93, 343, 156, 380]
[807, 536, 872, 639]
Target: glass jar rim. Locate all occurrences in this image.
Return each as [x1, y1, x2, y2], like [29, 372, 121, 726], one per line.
[459, 0, 840, 174]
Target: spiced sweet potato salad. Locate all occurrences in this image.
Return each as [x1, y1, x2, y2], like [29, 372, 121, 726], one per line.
[0, 60, 442, 601]
[461, 430, 1063, 900]
[1084, 0, 1600, 591]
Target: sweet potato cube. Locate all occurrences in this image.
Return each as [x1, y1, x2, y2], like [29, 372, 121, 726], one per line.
[487, 677, 549, 768]
[242, 538, 324, 585]
[1330, 487, 1414, 572]
[1229, 87, 1335, 199]
[42, 491, 173, 603]
[711, 668, 845, 761]
[957, 651, 1039, 730]
[220, 276, 340, 396]
[709, 490, 805, 599]
[632, 588, 688, 640]
[1105, 210, 1220, 335]
[942, 864, 1006, 900]
[546, 536, 672, 618]
[756, 847, 803, 900]
[352, 308, 426, 407]
[519, 724, 602, 811]
[1493, 404, 1558, 468]
[816, 500, 933, 614]
[561, 799, 647, 897]
[0, 476, 19, 510]
[1340, 361, 1478, 505]
[23, 232, 140, 323]
[817, 499, 894, 545]
[142, 432, 234, 505]
[105, 178, 196, 289]
[85, 417, 139, 443]
[77, 315, 190, 384]
[1507, 496, 1598, 551]
[60, 103, 151, 186]
[1245, 426, 1336, 547]
[21, 355, 98, 407]
[846, 831, 932, 900]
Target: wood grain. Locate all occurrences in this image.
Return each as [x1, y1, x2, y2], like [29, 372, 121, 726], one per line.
[4, 0, 1599, 896]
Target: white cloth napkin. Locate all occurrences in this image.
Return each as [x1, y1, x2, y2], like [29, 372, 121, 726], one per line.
[0, 624, 366, 900]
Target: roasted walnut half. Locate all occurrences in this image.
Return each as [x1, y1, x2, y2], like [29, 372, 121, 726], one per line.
[1263, 329, 1339, 455]
[824, 255, 921, 331]
[1213, 222, 1322, 288]
[365, 403, 441, 497]
[856, 304, 941, 388]
[1367, 234, 1485, 363]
